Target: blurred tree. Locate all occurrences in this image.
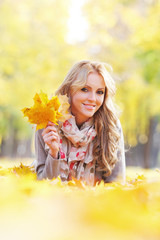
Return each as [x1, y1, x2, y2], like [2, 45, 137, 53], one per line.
[0, 0, 87, 157]
[1, 0, 160, 166]
[83, 0, 160, 167]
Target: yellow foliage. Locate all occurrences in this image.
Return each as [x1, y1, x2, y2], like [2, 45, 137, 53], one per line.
[117, 77, 160, 146]
[21, 91, 71, 130]
[0, 160, 160, 240]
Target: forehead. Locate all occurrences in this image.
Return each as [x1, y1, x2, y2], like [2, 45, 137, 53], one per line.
[86, 71, 105, 88]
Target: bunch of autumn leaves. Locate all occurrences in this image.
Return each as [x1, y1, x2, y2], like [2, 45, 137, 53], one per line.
[22, 91, 71, 130]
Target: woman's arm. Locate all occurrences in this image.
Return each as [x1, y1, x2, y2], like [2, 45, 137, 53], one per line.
[35, 129, 61, 180]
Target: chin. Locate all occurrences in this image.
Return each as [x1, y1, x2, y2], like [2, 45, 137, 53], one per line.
[83, 112, 95, 118]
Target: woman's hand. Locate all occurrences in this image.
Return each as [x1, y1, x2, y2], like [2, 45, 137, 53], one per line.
[42, 121, 60, 159]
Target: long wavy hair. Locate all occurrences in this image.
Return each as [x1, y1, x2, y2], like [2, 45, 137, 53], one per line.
[55, 60, 121, 177]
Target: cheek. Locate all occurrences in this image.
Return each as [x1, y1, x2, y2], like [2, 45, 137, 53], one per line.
[97, 95, 104, 107]
[71, 92, 84, 106]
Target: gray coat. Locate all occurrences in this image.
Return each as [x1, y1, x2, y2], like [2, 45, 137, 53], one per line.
[35, 124, 126, 185]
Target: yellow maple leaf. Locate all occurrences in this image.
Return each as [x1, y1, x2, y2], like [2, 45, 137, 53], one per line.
[21, 91, 71, 130]
[58, 94, 71, 122]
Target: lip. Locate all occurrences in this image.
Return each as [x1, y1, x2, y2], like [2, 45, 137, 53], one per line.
[83, 103, 96, 110]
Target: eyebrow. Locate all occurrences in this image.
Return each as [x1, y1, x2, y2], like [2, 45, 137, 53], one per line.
[84, 85, 105, 90]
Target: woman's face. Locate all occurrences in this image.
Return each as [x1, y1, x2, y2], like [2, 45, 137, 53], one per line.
[71, 71, 106, 127]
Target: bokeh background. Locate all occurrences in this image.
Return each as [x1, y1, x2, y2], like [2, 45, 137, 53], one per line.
[0, 0, 160, 169]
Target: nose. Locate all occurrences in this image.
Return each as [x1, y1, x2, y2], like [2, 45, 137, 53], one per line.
[88, 91, 96, 102]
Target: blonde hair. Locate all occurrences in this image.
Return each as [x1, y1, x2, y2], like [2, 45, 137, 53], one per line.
[56, 60, 121, 177]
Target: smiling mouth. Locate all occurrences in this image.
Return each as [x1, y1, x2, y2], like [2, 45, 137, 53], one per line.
[83, 103, 96, 109]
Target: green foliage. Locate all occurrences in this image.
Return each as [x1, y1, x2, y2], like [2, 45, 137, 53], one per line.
[0, 0, 160, 149]
[0, 105, 32, 139]
[83, 0, 160, 145]
[0, 0, 70, 107]
[117, 78, 160, 145]
[0, 0, 87, 141]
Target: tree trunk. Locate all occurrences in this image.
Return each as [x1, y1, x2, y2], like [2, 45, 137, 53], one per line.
[143, 118, 154, 168]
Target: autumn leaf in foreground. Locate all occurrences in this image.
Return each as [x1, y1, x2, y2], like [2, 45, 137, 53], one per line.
[21, 91, 71, 130]
[11, 162, 35, 176]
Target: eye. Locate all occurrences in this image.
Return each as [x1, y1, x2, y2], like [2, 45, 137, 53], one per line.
[97, 90, 104, 95]
[81, 87, 88, 92]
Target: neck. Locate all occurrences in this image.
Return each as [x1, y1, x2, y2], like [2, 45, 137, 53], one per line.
[70, 111, 89, 128]
[76, 117, 92, 129]
[76, 120, 86, 129]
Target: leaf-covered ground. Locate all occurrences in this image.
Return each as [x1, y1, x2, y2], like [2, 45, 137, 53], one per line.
[0, 159, 160, 240]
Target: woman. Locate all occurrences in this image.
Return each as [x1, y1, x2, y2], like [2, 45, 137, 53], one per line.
[35, 60, 126, 185]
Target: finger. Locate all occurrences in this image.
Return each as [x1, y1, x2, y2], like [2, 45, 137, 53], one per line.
[43, 134, 59, 142]
[42, 125, 58, 136]
[47, 121, 55, 126]
[43, 135, 58, 145]
[44, 138, 60, 152]
[43, 132, 59, 141]
[44, 130, 59, 138]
